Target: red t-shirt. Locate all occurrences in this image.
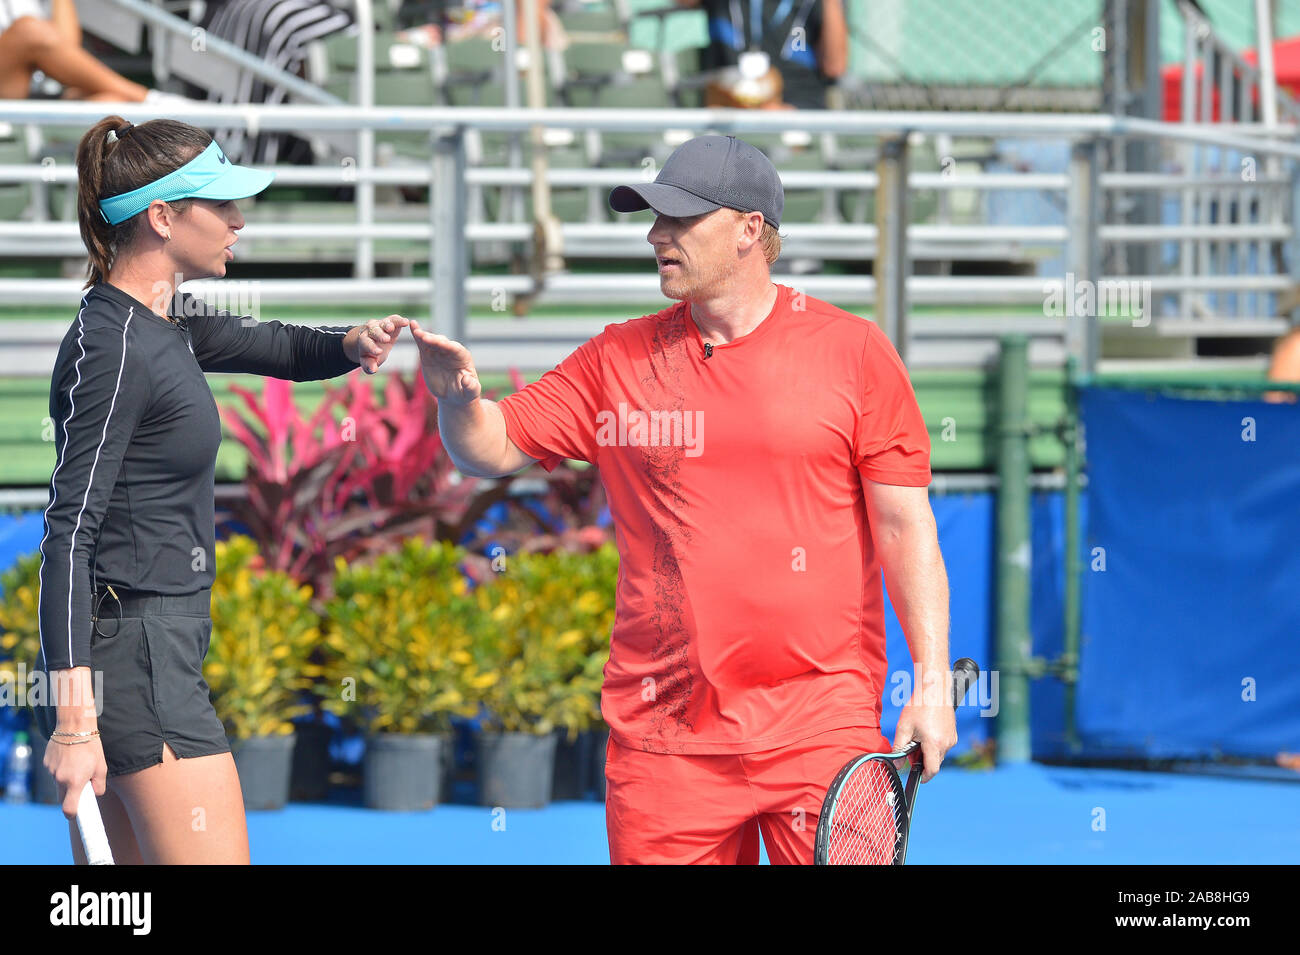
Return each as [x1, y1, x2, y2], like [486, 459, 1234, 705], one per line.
[498, 284, 931, 754]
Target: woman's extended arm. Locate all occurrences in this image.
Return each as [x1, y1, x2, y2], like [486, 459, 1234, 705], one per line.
[185, 295, 406, 379]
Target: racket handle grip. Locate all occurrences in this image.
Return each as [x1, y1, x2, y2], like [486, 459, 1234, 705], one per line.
[891, 660, 981, 759]
[76, 781, 115, 866]
[952, 658, 980, 707]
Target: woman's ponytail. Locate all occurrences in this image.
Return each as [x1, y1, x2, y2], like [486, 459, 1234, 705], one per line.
[75, 116, 128, 289]
[74, 116, 212, 289]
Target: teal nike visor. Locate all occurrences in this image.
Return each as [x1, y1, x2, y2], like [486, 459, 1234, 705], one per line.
[98, 140, 274, 226]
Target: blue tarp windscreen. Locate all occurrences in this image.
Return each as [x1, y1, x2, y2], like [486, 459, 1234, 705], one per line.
[1078, 387, 1300, 757]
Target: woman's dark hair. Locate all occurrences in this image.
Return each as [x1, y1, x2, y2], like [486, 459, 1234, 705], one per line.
[75, 116, 213, 289]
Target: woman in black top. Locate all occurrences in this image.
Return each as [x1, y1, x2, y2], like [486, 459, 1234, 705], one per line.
[37, 114, 407, 863]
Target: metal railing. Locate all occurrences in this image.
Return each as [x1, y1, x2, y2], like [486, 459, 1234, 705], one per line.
[3, 101, 1300, 375]
[1166, 0, 1299, 325]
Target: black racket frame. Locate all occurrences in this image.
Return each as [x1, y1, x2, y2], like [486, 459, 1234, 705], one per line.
[813, 658, 979, 866]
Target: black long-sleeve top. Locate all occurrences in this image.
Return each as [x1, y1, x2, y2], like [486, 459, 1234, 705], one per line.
[38, 282, 357, 670]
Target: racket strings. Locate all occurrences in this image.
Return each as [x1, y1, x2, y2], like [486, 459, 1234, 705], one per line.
[826, 761, 905, 865]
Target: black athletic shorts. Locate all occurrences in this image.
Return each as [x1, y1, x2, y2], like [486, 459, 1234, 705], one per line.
[35, 588, 229, 777]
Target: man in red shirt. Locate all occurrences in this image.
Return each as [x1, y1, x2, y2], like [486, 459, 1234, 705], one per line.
[410, 135, 956, 864]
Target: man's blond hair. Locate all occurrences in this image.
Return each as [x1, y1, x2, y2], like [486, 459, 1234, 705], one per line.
[734, 209, 782, 264]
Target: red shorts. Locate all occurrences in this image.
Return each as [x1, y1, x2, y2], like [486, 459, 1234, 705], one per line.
[605, 724, 891, 865]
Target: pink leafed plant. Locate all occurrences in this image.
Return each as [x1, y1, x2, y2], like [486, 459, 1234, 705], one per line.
[217, 369, 608, 596]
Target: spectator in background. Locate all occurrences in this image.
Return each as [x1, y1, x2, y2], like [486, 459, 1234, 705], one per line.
[397, 0, 568, 51]
[197, 0, 355, 164]
[676, 0, 847, 109]
[1264, 325, 1300, 402]
[0, 0, 177, 102]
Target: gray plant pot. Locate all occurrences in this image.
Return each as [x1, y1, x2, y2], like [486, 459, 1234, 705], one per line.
[27, 726, 61, 806]
[364, 733, 445, 811]
[436, 730, 455, 802]
[230, 733, 297, 811]
[477, 730, 558, 809]
[551, 732, 587, 801]
[289, 721, 332, 802]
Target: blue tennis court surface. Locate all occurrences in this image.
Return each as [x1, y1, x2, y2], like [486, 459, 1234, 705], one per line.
[3, 763, 1296, 864]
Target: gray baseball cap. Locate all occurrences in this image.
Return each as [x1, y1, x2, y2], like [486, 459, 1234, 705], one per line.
[608, 135, 784, 229]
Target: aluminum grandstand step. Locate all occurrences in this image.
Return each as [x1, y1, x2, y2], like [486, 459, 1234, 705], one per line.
[1095, 357, 1270, 375]
[241, 202, 433, 224]
[0, 309, 1067, 378]
[0, 223, 1052, 270]
[1103, 318, 1290, 338]
[0, 274, 1102, 307]
[1097, 320, 1286, 366]
[0, 135, 30, 221]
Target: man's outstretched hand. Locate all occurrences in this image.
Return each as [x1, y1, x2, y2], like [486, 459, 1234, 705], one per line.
[409, 319, 482, 405]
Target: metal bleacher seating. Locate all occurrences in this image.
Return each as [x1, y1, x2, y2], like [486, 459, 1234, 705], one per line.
[0, 0, 1014, 278]
[0, 129, 30, 225]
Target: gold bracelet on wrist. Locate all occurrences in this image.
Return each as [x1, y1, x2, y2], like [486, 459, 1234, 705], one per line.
[52, 729, 99, 738]
[49, 735, 97, 745]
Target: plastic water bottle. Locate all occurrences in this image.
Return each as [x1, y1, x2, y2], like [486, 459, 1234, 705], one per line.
[4, 731, 32, 804]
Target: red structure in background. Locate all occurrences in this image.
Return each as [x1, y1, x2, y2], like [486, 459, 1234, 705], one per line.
[1162, 35, 1300, 121]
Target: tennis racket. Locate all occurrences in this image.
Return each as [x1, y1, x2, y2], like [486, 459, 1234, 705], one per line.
[76, 780, 115, 865]
[814, 657, 980, 865]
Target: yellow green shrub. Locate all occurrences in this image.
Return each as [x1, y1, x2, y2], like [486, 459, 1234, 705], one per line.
[320, 539, 487, 734]
[208, 535, 322, 739]
[468, 544, 618, 739]
[0, 552, 41, 667]
[0, 552, 43, 702]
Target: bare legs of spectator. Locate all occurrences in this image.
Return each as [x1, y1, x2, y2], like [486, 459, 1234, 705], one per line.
[0, 16, 149, 102]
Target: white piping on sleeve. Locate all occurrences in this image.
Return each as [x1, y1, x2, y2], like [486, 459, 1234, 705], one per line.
[38, 301, 88, 668]
[37, 304, 134, 668]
